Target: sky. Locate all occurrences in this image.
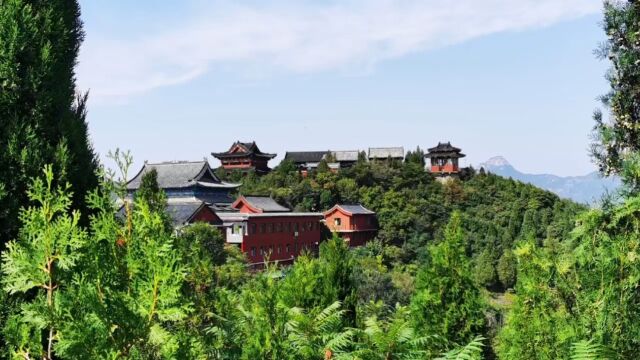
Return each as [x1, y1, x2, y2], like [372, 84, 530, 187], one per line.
[77, 0, 609, 177]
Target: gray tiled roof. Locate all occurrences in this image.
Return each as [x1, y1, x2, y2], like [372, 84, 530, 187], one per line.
[116, 199, 219, 226]
[368, 147, 405, 160]
[284, 151, 329, 164]
[166, 201, 208, 226]
[427, 142, 462, 153]
[332, 151, 359, 162]
[335, 204, 375, 215]
[243, 196, 291, 212]
[126, 161, 239, 190]
[425, 142, 465, 158]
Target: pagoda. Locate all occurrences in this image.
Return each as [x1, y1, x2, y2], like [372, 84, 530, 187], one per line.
[425, 142, 465, 175]
[212, 141, 277, 175]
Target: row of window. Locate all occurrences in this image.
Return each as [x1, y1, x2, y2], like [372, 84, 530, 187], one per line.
[249, 221, 319, 235]
[250, 242, 315, 257]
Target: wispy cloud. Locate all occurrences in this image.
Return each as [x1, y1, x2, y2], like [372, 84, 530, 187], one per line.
[77, 0, 600, 103]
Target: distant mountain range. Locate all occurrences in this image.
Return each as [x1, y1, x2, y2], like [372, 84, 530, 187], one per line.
[478, 156, 621, 204]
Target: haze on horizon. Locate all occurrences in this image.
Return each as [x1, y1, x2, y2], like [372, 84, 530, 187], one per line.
[78, 0, 608, 177]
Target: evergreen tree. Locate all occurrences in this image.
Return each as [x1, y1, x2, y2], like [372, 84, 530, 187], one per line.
[410, 212, 485, 351]
[592, 1, 640, 192]
[496, 241, 577, 360]
[0, 0, 98, 248]
[405, 146, 426, 167]
[1, 166, 86, 359]
[497, 250, 517, 289]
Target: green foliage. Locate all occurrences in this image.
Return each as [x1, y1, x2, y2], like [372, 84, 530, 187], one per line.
[410, 212, 486, 351]
[567, 194, 640, 358]
[474, 249, 497, 288]
[0, 0, 98, 249]
[1, 166, 86, 359]
[348, 305, 432, 360]
[495, 241, 577, 360]
[436, 336, 485, 360]
[496, 250, 516, 289]
[570, 340, 606, 360]
[287, 301, 354, 359]
[592, 0, 640, 193]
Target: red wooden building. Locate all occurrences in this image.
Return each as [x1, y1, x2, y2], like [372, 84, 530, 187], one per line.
[218, 196, 323, 265]
[425, 142, 465, 176]
[212, 141, 276, 175]
[323, 204, 377, 247]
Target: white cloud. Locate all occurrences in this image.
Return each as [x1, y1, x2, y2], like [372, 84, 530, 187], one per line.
[77, 0, 600, 103]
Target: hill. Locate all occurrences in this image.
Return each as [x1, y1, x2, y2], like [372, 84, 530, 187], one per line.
[479, 156, 621, 204]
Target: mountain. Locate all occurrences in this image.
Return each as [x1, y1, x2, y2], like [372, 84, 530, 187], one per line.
[479, 156, 621, 204]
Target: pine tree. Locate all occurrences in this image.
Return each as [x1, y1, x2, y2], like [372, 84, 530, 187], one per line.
[0, 0, 98, 249]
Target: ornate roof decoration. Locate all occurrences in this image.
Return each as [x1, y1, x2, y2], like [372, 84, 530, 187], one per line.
[212, 141, 277, 159]
[425, 142, 466, 158]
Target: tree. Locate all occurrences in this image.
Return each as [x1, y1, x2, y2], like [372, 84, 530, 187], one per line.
[410, 212, 485, 350]
[474, 248, 497, 288]
[1, 166, 86, 359]
[497, 250, 517, 289]
[592, 1, 640, 193]
[404, 146, 425, 167]
[496, 241, 577, 360]
[0, 0, 99, 249]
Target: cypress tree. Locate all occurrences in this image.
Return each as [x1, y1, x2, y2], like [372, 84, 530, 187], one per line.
[0, 0, 98, 248]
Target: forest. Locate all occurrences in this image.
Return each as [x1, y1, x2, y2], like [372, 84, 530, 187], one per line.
[2, 0, 640, 359]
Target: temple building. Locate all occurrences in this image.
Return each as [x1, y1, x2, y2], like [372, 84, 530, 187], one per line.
[126, 160, 240, 209]
[425, 142, 466, 176]
[212, 141, 277, 175]
[217, 196, 323, 266]
[331, 150, 360, 168]
[283, 150, 360, 175]
[283, 151, 329, 173]
[368, 147, 405, 162]
[323, 204, 377, 247]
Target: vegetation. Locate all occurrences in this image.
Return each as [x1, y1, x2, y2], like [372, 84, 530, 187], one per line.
[5, 0, 640, 359]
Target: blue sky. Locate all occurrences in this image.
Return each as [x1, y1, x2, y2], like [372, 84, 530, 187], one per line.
[78, 0, 607, 177]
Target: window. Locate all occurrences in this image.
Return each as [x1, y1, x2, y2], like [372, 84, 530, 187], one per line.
[260, 246, 264, 255]
[267, 223, 273, 233]
[335, 218, 341, 226]
[277, 245, 281, 254]
[251, 223, 257, 234]
[286, 244, 290, 253]
[260, 224, 266, 233]
[287, 222, 291, 232]
[251, 247, 256, 256]
[294, 223, 299, 232]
